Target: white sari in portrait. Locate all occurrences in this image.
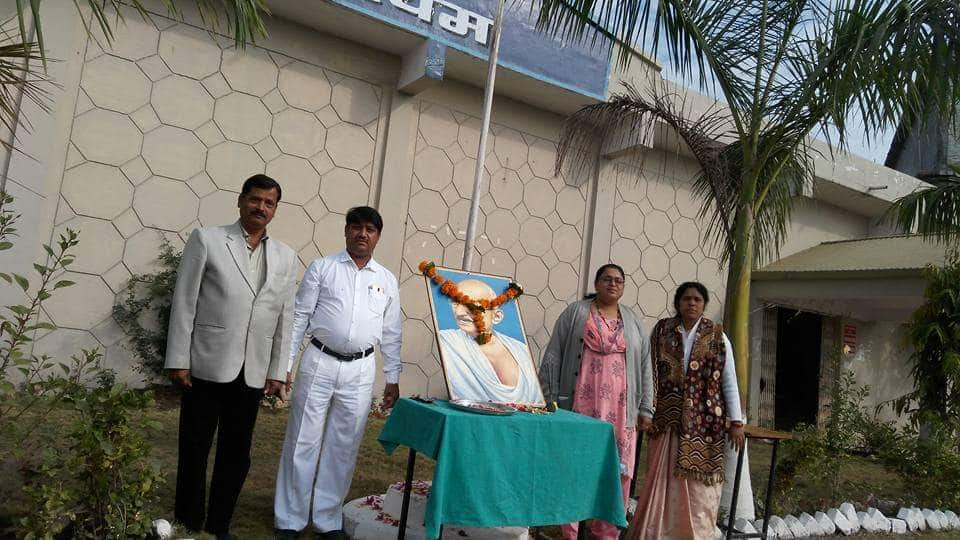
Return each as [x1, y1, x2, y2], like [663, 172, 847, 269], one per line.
[438, 328, 543, 404]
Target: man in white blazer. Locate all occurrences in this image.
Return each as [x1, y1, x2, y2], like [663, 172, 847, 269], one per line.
[165, 174, 299, 540]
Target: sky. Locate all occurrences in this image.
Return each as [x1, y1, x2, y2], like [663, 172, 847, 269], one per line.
[835, 123, 894, 164]
[656, 63, 896, 165]
[640, 13, 898, 166]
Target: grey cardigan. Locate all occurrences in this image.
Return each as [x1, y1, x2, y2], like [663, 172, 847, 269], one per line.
[538, 299, 655, 424]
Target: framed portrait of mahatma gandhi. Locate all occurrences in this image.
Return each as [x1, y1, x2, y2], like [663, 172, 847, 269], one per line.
[420, 263, 545, 407]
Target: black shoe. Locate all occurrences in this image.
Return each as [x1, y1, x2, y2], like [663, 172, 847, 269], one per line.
[315, 530, 349, 540]
[276, 528, 299, 540]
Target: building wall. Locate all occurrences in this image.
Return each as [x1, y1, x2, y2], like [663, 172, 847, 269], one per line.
[889, 111, 960, 179]
[10, 7, 726, 395]
[606, 151, 726, 330]
[393, 98, 591, 395]
[4, 4, 916, 407]
[20, 8, 390, 381]
[842, 319, 914, 424]
[778, 198, 869, 259]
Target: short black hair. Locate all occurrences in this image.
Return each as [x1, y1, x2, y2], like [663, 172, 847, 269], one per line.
[346, 206, 383, 232]
[673, 281, 710, 313]
[241, 174, 282, 201]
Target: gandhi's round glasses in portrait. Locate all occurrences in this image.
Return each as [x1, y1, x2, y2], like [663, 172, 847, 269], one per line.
[599, 277, 625, 286]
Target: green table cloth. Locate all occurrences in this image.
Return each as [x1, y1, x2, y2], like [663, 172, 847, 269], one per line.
[378, 398, 627, 540]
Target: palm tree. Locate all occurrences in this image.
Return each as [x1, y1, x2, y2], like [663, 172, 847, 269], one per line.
[1, 0, 269, 154]
[887, 165, 960, 243]
[537, 0, 960, 403]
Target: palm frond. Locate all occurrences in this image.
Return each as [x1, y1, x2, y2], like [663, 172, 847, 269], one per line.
[188, 0, 271, 46]
[749, 135, 816, 265]
[690, 142, 738, 263]
[0, 23, 51, 153]
[770, 0, 960, 155]
[555, 81, 738, 256]
[2, 1, 270, 161]
[886, 167, 960, 243]
[853, 1, 960, 142]
[16, 0, 270, 66]
[536, 0, 779, 136]
[688, 131, 815, 266]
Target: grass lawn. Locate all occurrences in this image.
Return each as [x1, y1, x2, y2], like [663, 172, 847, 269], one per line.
[140, 389, 439, 538]
[1, 388, 957, 539]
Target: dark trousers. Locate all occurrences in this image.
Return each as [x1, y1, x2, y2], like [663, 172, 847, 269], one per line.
[174, 370, 263, 534]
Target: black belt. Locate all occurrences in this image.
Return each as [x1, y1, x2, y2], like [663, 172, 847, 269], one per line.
[310, 337, 373, 361]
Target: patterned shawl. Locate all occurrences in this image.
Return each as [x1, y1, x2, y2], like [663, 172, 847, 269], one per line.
[649, 316, 728, 486]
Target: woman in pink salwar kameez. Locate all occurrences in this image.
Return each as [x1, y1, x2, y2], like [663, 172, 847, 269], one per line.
[540, 264, 655, 540]
[627, 282, 746, 540]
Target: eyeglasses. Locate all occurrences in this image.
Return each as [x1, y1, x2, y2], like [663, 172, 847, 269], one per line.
[599, 277, 625, 286]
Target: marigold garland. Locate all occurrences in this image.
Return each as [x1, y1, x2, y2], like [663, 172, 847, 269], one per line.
[419, 261, 523, 345]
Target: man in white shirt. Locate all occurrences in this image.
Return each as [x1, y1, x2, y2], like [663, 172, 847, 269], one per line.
[274, 206, 401, 540]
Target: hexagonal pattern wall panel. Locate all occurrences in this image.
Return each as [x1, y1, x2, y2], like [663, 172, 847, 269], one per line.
[81, 55, 151, 114]
[221, 48, 278, 97]
[46, 17, 382, 367]
[610, 162, 727, 327]
[158, 25, 222, 79]
[151, 75, 214, 130]
[72, 108, 142, 164]
[398, 101, 590, 394]
[52, 13, 727, 399]
[142, 125, 207, 180]
[61, 162, 134, 219]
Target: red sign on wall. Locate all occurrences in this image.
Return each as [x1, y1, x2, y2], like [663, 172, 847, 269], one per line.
[842, 324, 857, 355]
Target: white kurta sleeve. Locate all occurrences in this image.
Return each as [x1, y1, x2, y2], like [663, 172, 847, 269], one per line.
[380, 275, 402, 384]
[287, 259, 323, 372]
[722, 333, 745, 423]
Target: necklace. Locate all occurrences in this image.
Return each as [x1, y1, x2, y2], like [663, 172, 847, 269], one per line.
[419, 261, 523, 345]
[592, 299, 620, 320]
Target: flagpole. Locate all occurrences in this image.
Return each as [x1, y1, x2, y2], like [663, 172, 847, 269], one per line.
[461, 0, 506, 272]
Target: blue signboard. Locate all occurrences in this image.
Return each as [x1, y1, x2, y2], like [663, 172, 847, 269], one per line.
[326, 0, 612, 99]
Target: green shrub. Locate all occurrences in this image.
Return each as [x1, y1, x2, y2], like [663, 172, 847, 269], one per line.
[0, 191, 103, 453]
[0, 193, 99, 438]
[891, 247, 960, 437]
[773, 370, 884, 512]
[872, 425, 960, 510]
[774, 363, 960, 512]
[19, 363, 163, 539]
[112, 239, 182, 378]
[0, 192, 164, 538]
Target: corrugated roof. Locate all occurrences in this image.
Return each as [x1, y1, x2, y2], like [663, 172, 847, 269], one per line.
[754, 235, 950, 280]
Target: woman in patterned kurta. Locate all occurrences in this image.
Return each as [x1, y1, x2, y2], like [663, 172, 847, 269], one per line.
[627, 282, 745, 540]
[559, 264, 653, 540]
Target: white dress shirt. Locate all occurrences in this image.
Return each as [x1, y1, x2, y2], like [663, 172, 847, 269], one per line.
[239, 222, 267, 294]
[288, 250, 402, 383]
[678, 318, 745, 423]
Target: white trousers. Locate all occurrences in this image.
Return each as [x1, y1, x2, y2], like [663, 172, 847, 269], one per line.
[274, 345, 376, 532]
